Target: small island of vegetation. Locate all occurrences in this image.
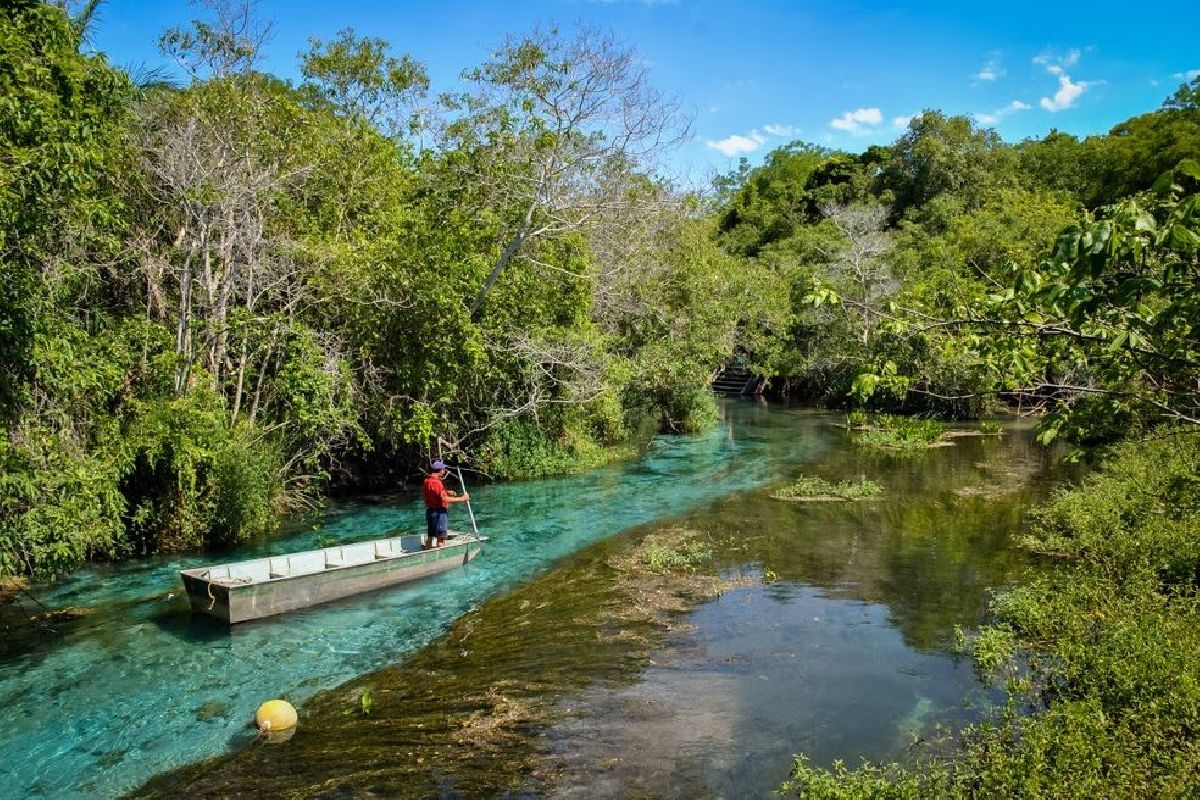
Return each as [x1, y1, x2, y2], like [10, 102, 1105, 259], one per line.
[772, 475, 884, 502]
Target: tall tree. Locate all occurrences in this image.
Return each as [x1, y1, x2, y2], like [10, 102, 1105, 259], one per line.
[441, 25, 689, 317]
[882, 111, 1014, 219]
[819, 203, 896, 346]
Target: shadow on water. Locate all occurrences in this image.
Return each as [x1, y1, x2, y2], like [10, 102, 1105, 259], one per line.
[132, 416, 1078, 799]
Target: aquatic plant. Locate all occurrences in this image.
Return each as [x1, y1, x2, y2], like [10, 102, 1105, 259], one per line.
[643, 540, 713, 573]
[772, 475, 884, 501]
[979, 420, 1004, 436]
[853, 414, 947, 453]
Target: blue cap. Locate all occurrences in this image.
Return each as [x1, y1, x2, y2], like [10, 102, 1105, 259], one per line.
[431, 459, 446, 471]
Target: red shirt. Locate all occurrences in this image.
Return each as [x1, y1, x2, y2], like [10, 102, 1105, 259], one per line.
[423, 475, 449, 510]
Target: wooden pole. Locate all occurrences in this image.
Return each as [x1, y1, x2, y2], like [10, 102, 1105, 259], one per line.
[456, 466, 479, 535]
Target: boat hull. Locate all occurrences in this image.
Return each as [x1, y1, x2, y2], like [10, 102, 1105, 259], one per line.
[180, 537, 483, 624]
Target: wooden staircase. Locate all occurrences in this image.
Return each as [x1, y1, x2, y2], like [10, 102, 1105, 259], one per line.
[711, 363, 761, 395]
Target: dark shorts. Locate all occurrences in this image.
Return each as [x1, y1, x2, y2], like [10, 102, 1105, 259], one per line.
[425, 508, 448, 540]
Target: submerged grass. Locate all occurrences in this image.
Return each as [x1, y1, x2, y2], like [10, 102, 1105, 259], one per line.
[772, 475, 884, 502]
[134, 526, 752, 799]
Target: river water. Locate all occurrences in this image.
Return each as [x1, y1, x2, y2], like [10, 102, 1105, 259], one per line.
[0, 402, 1070, 798]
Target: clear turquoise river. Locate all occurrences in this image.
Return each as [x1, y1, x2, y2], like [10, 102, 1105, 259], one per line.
[1, 400, 827, 798]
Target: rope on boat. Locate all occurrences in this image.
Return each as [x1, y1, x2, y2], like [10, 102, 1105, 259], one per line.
[203, 570, 252, 612]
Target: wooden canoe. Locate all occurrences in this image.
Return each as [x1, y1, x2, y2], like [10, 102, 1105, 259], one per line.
[179, 532, 485, 624]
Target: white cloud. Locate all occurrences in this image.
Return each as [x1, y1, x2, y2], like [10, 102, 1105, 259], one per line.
[830, 107, 883, 133]
[1040, 74, 1087, 111]
[1032, 49, 1090, 112]
[705, 131, 767, 157]
[974, 56, 1005, 82]
[973, 99, 1031, 127]
[704, 122, 800, 156]
[1034, 48, 1080, 70]
[1173, 69, 1200, 81]
[892, 114, 915, 128]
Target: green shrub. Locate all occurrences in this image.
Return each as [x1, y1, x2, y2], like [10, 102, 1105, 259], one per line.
[664, 385, 720, 433]
[208, 437, 280, 548]
[477, 416, 636, 480]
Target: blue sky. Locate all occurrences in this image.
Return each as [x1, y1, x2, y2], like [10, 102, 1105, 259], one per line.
[87, 0, 1200, 183]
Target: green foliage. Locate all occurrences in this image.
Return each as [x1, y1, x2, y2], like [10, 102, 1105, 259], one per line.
[300, 27, 428, 132]
[772, 475, 883, 501]
[781, 755, 930, 800]
[475, 410, 637, 481]
[717, 81, 1200, 425]
[881, 111, 1015, 220]
[717, 143, 835, 256]
[0, 1, 131, 417]
[979, 420, 1003, 436]
[659, 386, 720, 434]
[0, 428, 126, 580]
[977, 171, 1200, 444]
[208, 437, 279, 548]
[271, 327, 365, 484]
[121, 386, 282, 553]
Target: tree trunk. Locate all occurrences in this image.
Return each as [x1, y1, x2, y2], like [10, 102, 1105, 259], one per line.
[173, 245, 196, 395]
[469, 203, 536, 317]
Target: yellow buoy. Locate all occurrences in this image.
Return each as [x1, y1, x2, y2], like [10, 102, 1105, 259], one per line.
[255, 699, 297, 733]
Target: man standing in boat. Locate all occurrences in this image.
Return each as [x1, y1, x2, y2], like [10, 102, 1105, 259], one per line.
[423, 460, 470, 549]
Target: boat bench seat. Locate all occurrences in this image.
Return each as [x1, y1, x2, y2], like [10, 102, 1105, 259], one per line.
[289, 551, 326, 576]
[264, 551, 326, 579]
[374, 537, 411, 559]
[225, 561, 271, 583]
[325, 542, 376, 568]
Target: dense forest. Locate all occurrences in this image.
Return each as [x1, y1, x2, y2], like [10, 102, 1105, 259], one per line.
[3, 0, 1198, 576]
[5, 1, 1200, 796]
[1, 1, 783, 580]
